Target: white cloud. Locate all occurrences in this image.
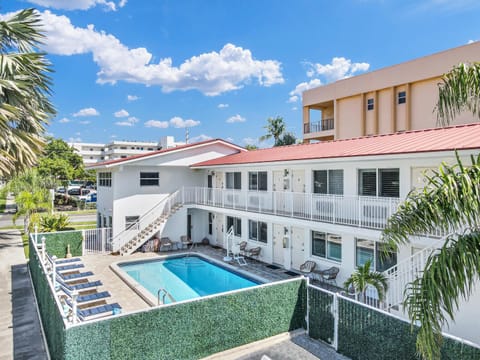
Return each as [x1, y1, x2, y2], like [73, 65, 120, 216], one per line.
[37, 11, 283, 96]
[288, 57, 370, 103]
[468, 39, 478, 44]
[144, 120, 169, 128]
[79, 120, 91, 125]
[225, 137, 234, 143]
[242, 137, 262, 147]
[114, 109, 129, 118]
[226, 114, 246, 123]
[68, 136, 82, 142]
[127, 94, 139, 101]
[169, 116, 200, 128]
[118, 0, 127, 7]
[73, 107, 99, 117]
[218, 103, 229, 109]
[58, 117, 70, 123]
[115, 116, 139, 127]
[291, 106, 298, 111]
[311, 57, 370, 83]
[26, 0, 119, 11]
[190, 134, 212, 143]
[288, 78, 322, 103]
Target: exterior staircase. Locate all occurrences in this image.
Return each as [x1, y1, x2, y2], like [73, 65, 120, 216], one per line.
[110, 190, 183, 255]
[383, 244, 440, 312]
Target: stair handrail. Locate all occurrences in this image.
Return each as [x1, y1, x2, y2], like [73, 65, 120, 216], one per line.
[110, 189, 182, 251]
[383, 240, 443, 310]
[157, 288, 176, 305]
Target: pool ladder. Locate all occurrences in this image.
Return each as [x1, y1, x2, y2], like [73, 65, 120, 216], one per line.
[157, 288, 176, 305]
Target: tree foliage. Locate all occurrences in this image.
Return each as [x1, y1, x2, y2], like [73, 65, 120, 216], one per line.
[0, 9, 55, 177]
[344, 259, 388, 302]
[436, 62, 480, 127]
[383, 155, 480, 359]
[39, 213, 71, 232]
[38, 138, 84, 181]
[8, 169, 53, 234]
[259, 116, 297, 147]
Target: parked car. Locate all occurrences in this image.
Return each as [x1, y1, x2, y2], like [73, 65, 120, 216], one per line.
[56, 187, 66, 194]
[67, 187, 81, 196]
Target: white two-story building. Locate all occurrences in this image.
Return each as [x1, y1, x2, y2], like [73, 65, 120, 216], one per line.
[89, 123, 480, 344]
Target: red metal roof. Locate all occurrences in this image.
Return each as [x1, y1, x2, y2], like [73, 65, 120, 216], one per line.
[87, 138, 245, 169]
[193, 123, 480, 167]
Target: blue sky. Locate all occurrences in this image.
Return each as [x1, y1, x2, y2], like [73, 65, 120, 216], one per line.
[2, 0, 480, 147]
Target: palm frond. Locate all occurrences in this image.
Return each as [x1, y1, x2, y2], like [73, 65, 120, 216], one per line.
[436, 62, 480, 126]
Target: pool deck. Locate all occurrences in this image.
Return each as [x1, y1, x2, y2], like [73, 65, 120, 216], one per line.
[81, 245, 341, 313]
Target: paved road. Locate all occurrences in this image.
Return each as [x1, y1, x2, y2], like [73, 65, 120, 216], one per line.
[0, 229, 48, 360]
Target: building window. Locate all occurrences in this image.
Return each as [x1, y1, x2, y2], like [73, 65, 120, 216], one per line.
[367, 98, 374, 111]
[313, 169, 343, 195]
[358, 168, 399, 198]
[356, 238, 397, 271]
[398, 91, 406, 104]
[98, 172, 112, 187]
[125, 216, 139, 230]
[140, 172, 159, 186]
[226, 216, 241, 237]
[248, 220, 267, 243]
[208, 213, 213, 235]
[311, 231, 342, 262]
[249, 171, 267, 191]
[226, 172, 241, 189]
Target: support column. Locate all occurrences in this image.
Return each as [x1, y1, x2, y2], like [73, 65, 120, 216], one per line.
[334, 99, 339, 139]
[405, 83, 411, 131]
[360, 94, 365, 137]
[390, 86, 396, 133]
[373, 91, 379, 135]
[303, 106, 310, 143]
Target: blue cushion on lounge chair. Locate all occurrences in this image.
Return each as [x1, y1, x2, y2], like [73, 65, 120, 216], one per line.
[56, 263, 84, 272]
[60, 271, 93, 280]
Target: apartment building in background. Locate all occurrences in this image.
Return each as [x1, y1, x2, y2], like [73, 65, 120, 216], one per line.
[69, 136, 184, 164]
[302, 41, 480, 142]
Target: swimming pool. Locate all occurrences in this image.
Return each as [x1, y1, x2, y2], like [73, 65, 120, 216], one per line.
[118, 255, 261, 304]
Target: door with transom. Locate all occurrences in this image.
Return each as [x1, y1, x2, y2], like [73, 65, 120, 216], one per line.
[273, 223, 284, 265]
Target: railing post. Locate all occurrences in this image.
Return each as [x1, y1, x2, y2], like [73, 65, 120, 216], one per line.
[333, 292, 339, 351]
[72, 291, 78, 324]
[41, 236, 46, 264]
[52, 256, 57, 290]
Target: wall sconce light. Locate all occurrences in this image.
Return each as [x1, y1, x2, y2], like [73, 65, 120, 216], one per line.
[284, 226, 289, 235]
[284, 169, 289, 177]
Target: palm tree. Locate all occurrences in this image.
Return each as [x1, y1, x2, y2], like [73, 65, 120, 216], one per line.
[383, 62, 480, 360]
[8, 169, 54, 234]
[344, 259, 388, 303]
[0, 9, 55, 177]
[436, 62, 480, 127]
[259, 116, 286, 146]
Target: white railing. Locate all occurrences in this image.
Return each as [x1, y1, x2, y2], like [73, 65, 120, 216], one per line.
[110, 190, 182, 252]
[384, 245, 439, 310]
[83, 227, 112, 254]
[183, 187, 401, 230]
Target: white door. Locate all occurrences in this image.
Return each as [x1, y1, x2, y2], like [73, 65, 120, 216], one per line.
[273, 170, 289, 213]
[273, 224, 284, 265]
[292, 170, 305, 193]
[291, 226, 305, 270]
[215, 216, 224, 247]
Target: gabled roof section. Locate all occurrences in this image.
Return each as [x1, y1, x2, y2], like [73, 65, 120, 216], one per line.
[193, 123, 480, 167]
[88, 139, 246, 169]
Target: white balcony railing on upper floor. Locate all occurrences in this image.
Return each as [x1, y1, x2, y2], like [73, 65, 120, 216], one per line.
[183, 187, 402, 230]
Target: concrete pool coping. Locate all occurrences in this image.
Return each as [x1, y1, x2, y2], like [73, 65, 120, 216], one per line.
[110, 251, 272, 307]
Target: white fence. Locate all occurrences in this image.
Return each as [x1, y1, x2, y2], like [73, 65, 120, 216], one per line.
[83, 227, 112, 254]
[183, 187, 401, 230]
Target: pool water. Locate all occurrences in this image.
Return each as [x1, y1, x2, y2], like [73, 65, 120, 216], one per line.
[119, 255, 260, 303]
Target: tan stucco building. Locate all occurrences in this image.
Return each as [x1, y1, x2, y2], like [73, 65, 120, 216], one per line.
[302, 41, 480, 142]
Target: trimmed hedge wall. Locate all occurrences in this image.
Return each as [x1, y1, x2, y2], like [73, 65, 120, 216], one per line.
[308, 286, 334, 345]
[63, 279, 306, 360]
[29, 237, 66, 359]
[337, 297, 480, 360]
[39, 231, 83, 258]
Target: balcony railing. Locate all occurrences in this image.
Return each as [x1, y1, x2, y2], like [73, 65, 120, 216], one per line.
[183, 187, 401, 230]
[304, 118, 334, 134]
